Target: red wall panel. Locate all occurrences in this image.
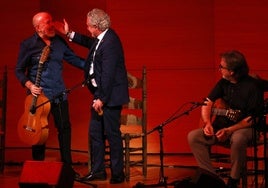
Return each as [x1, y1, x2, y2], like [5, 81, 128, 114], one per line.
[2, 0, 268, 162]
[214, 1, 268, 73]
[106, 0, 215, 153]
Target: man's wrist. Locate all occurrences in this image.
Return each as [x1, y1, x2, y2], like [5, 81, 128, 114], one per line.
[25, 81, 33, 90]
[66, 31, 74, 41]
[66, 30, 72, 38]
[224, 127, 232, 136]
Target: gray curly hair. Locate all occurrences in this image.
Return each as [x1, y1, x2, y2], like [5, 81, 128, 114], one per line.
[87, 8, 111, 31]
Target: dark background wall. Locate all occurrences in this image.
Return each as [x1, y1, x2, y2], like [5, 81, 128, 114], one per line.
[1, 0, 268, 162]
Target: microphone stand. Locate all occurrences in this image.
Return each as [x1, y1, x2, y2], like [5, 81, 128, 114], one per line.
[134, 102, 203, 188]
[30, 80, 86, 113]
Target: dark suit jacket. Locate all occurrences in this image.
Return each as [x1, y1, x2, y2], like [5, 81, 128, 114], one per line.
[72, 29, 129, 107]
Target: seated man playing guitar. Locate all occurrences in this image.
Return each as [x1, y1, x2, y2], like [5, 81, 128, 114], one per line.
[188, 50, 264, 188]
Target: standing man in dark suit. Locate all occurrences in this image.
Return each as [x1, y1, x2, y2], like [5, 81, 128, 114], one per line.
[55, 8, 129, 184]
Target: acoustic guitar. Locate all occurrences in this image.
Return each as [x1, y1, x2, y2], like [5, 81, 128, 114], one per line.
[200, 99, 242, 132]
[17, 46, 51, 145]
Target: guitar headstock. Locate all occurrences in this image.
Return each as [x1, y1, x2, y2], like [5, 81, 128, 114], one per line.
[226, 109, 241, 122]
[39, 46, 50, 64]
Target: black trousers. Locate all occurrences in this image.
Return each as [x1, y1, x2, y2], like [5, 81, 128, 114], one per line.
[32, 100, 72, 165]
[89, 105, 124, 176]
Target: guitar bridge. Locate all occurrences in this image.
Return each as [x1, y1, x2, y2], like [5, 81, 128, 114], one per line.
[23, 125, 36, 132]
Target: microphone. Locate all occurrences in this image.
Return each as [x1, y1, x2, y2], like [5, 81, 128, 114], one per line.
[191, 98, 209, 106]
[190, 101, 207, 106]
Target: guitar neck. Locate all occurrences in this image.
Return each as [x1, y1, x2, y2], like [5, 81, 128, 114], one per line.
[34, 63, 44, 87]
[34, 45, 50, 87]
[30, 62, 44, 113]
[30, 96, 38, 114]
[212, 108, 228, 116]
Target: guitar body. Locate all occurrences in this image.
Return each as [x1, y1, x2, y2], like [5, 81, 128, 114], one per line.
[199, 98, 241, 132]
[18, 93, 51, 145]
[210, 99, 228, 124]
[17, 45, 51, 145]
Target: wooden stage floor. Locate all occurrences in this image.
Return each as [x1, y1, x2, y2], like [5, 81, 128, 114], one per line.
[0, 154, 267, 188]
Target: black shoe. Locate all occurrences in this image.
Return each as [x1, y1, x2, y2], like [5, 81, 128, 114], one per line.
[227, 177, 239, 188]
[80, 171, 107, 181]
[110, 173, 125, 184]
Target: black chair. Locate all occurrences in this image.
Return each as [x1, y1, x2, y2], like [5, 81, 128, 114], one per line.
[211, 100, 268, 188]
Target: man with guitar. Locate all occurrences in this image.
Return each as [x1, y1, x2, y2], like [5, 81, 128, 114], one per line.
[15, 12, 85, 179]
[188, 50, 264, 188]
